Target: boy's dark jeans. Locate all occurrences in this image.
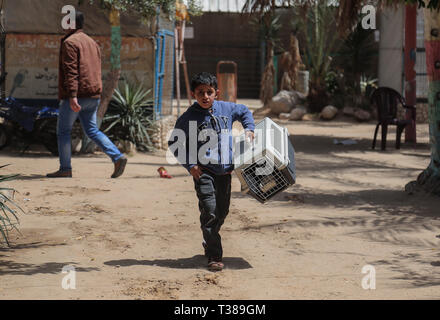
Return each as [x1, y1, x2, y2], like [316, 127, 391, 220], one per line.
[193, 170, 232, 260]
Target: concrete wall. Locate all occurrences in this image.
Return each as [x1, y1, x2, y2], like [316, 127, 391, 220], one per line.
[3, 0, 153, 37]
[378, 6, 404, 93]
[4, 34, 154, 106]
[183, 12, 262, 99]
[379, 6, 430, 124]
[2, 0, 155, 107]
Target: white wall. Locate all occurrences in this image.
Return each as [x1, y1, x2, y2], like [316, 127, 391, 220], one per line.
[378, 5, 404, 93]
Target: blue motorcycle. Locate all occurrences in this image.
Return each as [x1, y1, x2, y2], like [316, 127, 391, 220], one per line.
[0, 96, 62, 155]
[0, 73, 82, 155]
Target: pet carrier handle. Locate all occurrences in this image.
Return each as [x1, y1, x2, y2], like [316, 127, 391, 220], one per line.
[246, 133, 258, 147]
[284, 128, 290, 164]
[279, 127, 286, 164]
[266, 125, 285, 165]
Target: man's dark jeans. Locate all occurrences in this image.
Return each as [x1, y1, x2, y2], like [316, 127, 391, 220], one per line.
[193, 170, 232, 260]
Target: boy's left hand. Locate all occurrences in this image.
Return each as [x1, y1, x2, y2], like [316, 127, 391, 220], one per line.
[245, 130, 254, 142]
[190, 165, 203, 181]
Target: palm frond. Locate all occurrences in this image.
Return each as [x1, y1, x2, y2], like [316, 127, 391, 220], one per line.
[0, 165, 22, 247]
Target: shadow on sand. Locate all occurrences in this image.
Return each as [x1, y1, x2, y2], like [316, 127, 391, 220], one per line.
[104, 255, 252, 270]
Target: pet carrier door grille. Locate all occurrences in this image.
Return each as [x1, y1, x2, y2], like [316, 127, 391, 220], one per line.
[234, 117, 296, 203]
[242, 156, 290, 202]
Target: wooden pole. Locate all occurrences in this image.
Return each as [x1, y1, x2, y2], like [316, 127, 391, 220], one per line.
[180, 21, 192, 106]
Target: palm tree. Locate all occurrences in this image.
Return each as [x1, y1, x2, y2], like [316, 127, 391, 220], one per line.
[243, 0, 440, 195]
[244, 0, 338, 111]
[244, 1, 286, 104]
[296, 1, 340, 112]
[258, 13, 282, 104]
[0, 165, 23, 247]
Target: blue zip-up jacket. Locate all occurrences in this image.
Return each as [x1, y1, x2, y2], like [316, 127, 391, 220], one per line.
[168, 100, 255, 175]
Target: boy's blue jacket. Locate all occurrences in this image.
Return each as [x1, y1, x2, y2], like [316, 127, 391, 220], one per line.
[168, 100, 255, 175]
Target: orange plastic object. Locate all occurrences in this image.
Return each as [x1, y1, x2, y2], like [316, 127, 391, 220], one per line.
[216, 61, 237, 103]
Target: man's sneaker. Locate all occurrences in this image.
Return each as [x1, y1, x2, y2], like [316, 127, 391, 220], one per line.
[207, 257, 224, 272]
[111, 157, 127, 178]
[46, 170, 72, 178]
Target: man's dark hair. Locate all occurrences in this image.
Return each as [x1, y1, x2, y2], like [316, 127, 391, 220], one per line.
[75, 11, 84, 29]
[190, 72, 218, 91]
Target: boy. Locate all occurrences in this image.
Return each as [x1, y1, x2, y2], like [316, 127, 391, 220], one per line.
[168, 72, 255, 271]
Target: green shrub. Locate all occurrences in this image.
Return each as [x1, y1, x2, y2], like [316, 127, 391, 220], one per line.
[103, 82, 157, 151]
[0, 165, 22, 247]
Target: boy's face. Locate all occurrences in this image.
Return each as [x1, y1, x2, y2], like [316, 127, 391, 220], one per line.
[191, 84, 219, 109]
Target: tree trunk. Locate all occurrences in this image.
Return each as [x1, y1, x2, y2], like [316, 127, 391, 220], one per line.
[81, 7, 121, 153]
[260, 42, 275, 105]
[99, 7, 121, 118]
[97, 69, 121, 119]
[405, 9, 440, 195]
[308, 82, 328, 113]
[404, 4, 417, 143]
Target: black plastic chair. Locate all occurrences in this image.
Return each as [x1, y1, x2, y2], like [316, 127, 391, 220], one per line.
[370, 87, 416, 150]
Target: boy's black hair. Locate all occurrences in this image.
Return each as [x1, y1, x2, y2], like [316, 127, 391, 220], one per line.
[76, 11, 85, 29]
[190, 72, 218, 91]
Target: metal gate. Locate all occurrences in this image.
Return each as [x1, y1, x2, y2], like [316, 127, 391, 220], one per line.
[154, 29, 175, 119]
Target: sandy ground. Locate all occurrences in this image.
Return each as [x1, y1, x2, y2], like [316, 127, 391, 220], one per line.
[1, 104, 440, 300]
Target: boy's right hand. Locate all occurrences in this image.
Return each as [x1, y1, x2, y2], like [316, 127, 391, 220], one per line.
[190, 165, 203, 181]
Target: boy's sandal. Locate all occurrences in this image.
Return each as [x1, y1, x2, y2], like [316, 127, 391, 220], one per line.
[208, 260, 224, 271]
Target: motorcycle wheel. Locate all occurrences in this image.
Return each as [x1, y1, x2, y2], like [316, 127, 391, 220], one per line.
[0, 124, 9, 150]
[39, 118, 59, 156]
[39, 119, 83, 156]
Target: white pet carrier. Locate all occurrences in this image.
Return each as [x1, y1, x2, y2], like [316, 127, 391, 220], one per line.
[233, 117, 296, 203]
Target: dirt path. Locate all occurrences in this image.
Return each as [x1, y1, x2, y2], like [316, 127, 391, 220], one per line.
[1, 119, 440, 300]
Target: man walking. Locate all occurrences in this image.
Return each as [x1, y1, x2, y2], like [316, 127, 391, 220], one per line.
[47, 11, 127, 178]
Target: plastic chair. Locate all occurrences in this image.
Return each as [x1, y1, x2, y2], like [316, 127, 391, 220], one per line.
[370, 87, 416, 150]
